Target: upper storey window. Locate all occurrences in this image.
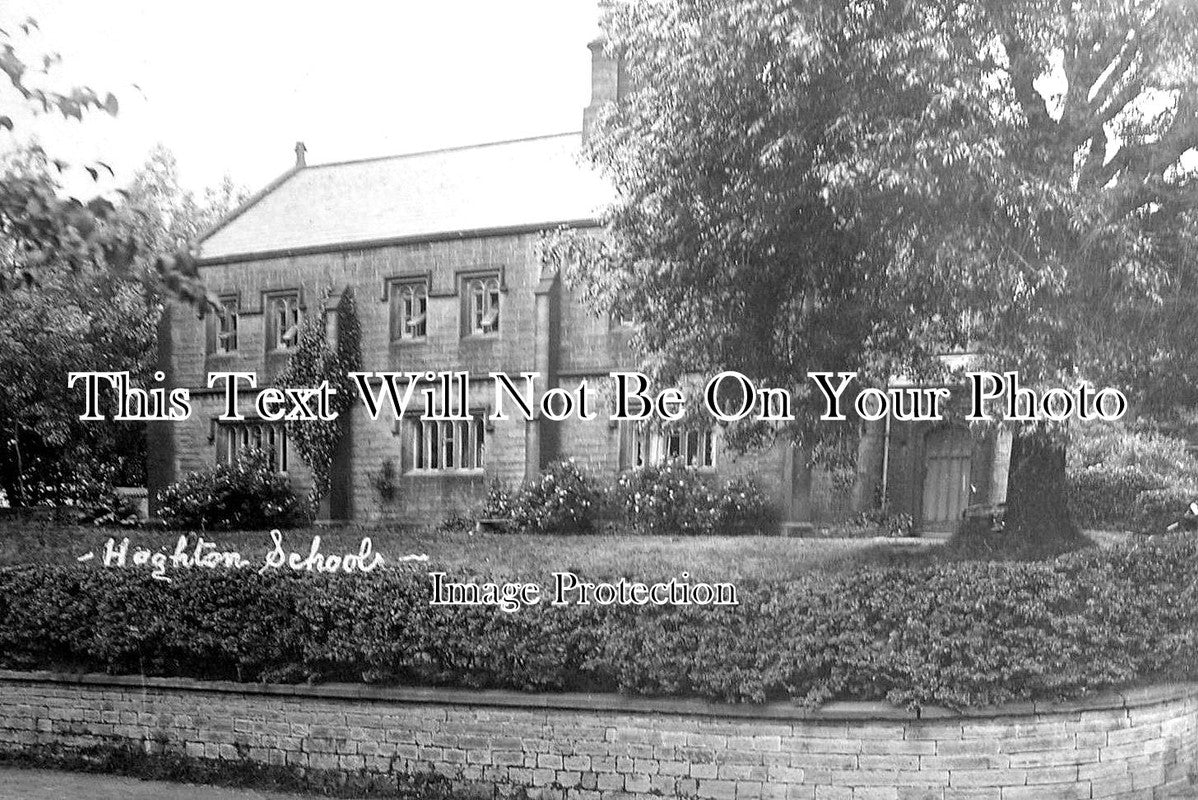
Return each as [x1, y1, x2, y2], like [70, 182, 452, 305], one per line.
[390, 280, 428, 341]
[207, 295, 239, 354]
[464, 275, 500, 336]
[218, 297, 239, 353]
[266, 293, 302, 352]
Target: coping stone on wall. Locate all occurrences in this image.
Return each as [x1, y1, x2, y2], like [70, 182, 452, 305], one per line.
[1, 669, 1191, 722]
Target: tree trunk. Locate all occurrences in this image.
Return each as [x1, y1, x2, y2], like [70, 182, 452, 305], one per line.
[950, 423, 1088, 557]
[1000, 424, 1087, 555]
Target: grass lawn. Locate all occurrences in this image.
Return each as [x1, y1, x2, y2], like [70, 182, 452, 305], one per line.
[0, 518, 1130, 582]
[0, 518, 939, 582]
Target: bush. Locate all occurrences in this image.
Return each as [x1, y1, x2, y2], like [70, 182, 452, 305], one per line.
[1131, 487, 1197, 534]
[713, 476, 776, 535]
[73, 489, 143, 528]
[1067, 465, 1162, 529]
[613, 461, 719, 537]
[1067, 421, 1198, 531]
[434, 513, 474, 534]
[507, 460, 601, 534]
[157, 449, 311, 531]
[479, 479, 512, 519]
[842, 508, 916, 538]
[483, 463, 772, 536]
[0, 535, 1195, 709]
[612, 461, 772, 536]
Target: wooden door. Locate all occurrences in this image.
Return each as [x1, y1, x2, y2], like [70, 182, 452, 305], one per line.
[921, 427, 972, 531]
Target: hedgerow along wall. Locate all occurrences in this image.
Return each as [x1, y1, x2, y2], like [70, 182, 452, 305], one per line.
[0, 671, 1194, 799]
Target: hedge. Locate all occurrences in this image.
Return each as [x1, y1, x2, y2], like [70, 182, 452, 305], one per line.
[1, 535, 1195, 710]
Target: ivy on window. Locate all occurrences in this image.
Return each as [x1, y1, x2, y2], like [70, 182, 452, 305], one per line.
[276, 287, 362, 507]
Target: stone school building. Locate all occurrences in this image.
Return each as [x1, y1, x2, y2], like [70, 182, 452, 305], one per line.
[148, 41, 1009, 533]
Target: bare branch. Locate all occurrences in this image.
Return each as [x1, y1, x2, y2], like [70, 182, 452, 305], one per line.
[1087, 30, 1143, 119]
[1106, 100, 1198, 218]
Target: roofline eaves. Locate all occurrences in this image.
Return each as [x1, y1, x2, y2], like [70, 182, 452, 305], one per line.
[194, 218, 603, 267]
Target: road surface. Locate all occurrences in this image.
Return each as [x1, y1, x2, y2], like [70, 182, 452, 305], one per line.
[0, 767, 312, 800]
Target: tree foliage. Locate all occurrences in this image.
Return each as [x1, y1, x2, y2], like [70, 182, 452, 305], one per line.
[0, 148, 240, 505]
[0, 16, 213, 304]
[835, 0, 1198, 402]
[0, 15, 243, 505]
[564, 0, 1198, 548]
[0, 260, 154, 504]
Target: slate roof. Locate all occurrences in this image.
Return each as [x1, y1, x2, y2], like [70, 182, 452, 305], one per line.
[198, 132, 610, 261]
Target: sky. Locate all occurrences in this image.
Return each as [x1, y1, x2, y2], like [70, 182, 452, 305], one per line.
[1, 1, 601, 198]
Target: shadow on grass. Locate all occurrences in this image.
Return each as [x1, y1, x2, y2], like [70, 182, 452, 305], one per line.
[941, 515, 1094, 562]
[832, 520, 1108, 573]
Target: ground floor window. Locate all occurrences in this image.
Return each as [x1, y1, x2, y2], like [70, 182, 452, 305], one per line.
[216, 422, 289, 473]
[411, 417, 485, 472]
[631, 426, 715, 469]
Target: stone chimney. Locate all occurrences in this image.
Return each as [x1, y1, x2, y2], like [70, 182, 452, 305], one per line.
[294, 141, 307, 168]
[582, 4, 627, 142]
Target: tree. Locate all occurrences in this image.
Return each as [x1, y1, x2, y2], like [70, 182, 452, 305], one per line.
[838, 0, 1198, 549]
[1, 16, 212, 304]
[0, 16, 238, 505]
[568, 0, 1198, 553]
[0, 254, 155, 504]
[0, 147, 241, 505]
[548, 0, 943, 465]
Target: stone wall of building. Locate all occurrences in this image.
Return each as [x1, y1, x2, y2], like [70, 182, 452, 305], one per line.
[156, 230, 602, 524]
[152, 226, 828, 526]
[1, 671, 1194, 799]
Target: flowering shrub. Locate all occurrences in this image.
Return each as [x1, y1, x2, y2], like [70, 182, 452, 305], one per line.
[156, 449, 311, 531]
[713, 476, 775, 535]
[480, 479, 513, 519]
[612, 461, 772, 536]
[73, 490, 143, 528]
[1, 535, 1195, 708]
[508, 460, 601, 534]
[612, 461, 714, 536]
